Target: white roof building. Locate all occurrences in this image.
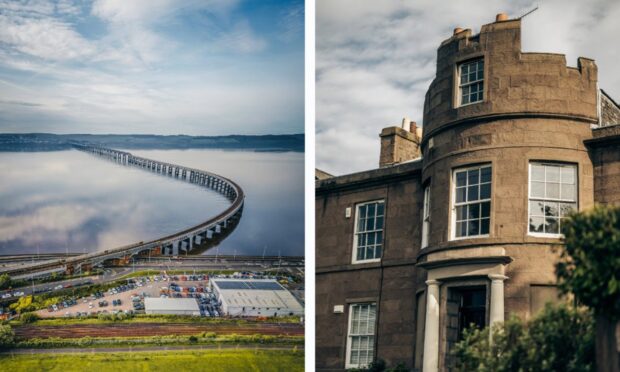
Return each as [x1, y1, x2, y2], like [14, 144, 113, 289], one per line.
[211, 279, 304, 317]
[144, 297, 200, 316]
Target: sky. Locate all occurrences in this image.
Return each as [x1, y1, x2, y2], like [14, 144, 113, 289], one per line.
[316, 0, 620, 175]
[0, 0, 304, 135]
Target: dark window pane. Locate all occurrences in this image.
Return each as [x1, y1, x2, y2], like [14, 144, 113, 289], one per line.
[469, 203, 480, 219]
[480, 183, 491, 199]
[480, 167, 492, 183]
[376, 231, 383, 244]
[361, 234, 368, 247]
[468, 169, 479, 185]
[480, 218, 490, 234]
[366, 218, 374, 231]
[545, 218, 559, 234]
[367, 233, 375, 246]
[374, 246, 382, 259]
[481, 202, 491, 218]
[462, 94, 469, 104]
[467, 185, 479, 201]
[376, 216, 384, 229]
[468, 220, 480, 236]
[366, 246, 374, 260]
[544, 202, 559, 217]
[456, 187, 466, 203]
[357, 248, 364, 261]
[367, 203, 375, 217]
[456, 172, 467, 187]
[359, 205, 366, 218]
[376, 203, 384, 216]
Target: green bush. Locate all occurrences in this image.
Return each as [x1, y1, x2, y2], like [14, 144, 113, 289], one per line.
[452, 304, 594, 372]
[20, 312, 39, 323]
[0, 324, 15, 348]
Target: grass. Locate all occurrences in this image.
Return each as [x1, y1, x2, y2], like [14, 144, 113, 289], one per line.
[0, 349, 304, 372]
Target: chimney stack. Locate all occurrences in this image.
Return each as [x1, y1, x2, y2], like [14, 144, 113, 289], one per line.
[379, 118, 422, 168]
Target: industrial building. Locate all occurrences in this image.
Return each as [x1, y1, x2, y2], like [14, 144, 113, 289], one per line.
[144, 297, 200, 316]
[211, 278, 304, 317]
[316, 13, 620, 371]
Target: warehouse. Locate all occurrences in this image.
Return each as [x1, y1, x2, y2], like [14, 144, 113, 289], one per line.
[144, 297, 200, 316]
[211, 279, 304, 317]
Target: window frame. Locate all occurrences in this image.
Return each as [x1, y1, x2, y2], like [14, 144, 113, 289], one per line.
[457, 58, 485, 107]
[450, 164, 492, 241]
[345, 303, 377, 369]
[421, 184, 431, 249]
[352, 200, 385, 264]
[527, 162, 578, 238]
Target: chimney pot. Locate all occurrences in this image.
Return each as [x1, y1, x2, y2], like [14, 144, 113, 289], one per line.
[496, 13, 508, 22]
[453, 27, 463, 35]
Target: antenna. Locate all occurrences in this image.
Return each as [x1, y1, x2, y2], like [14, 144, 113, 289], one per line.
[518, 6, 538, 19]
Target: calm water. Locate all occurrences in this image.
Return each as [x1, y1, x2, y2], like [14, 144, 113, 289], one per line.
[0, 149, 304, 257]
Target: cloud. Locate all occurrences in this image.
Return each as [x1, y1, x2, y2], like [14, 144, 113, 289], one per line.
[0, 0, 303, 135]
[316, 0, 620, 175]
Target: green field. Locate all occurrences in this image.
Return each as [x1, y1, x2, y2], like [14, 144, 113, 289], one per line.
[0, 349, 304, 371]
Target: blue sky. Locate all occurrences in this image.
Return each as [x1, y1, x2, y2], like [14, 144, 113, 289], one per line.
[316, 0, 620, 175]
[0, 0, 304, 135]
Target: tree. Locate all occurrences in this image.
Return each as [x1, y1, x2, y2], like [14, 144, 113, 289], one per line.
[557, 205, 620, 372]
[452, 304, 594, 372]
[0, 274, 11, 290]
[0, 324, 15, 348]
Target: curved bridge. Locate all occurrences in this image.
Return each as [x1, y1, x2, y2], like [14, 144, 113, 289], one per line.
[1, 144, 245, 277]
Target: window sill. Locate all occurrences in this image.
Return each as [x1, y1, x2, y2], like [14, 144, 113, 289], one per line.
[351, 258, 381, 265]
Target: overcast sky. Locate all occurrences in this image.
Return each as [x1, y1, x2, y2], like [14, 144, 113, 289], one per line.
[316, 0, 620, 175]
[0, 0, 303, 135]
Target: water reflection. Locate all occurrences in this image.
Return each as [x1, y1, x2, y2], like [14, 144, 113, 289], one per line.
[132, 150, 304, 257]
[0, 149, 304, 257]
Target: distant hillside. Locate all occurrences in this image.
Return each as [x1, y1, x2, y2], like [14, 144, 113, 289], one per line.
[0, 133, 304, 152]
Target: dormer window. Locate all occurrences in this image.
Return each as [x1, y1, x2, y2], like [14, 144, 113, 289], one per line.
[458, 59, 484, 106]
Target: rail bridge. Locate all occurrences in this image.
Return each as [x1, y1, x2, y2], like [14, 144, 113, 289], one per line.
[1, 144, 245, 278]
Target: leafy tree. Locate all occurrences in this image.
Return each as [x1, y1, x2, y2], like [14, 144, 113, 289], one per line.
[9, 295, 34, 314]
[557, 205, 620, 371]
[0, 324, 15, 348]
[453, 304, 594, 372]
[557, 205, 620, 319]
[0, 274, 11, 290]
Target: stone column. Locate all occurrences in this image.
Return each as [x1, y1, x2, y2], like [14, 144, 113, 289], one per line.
[423, 279, 441, 372]
[488, 274, 508, 327]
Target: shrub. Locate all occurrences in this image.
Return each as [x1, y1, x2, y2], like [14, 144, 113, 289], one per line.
[452, 304, 594, 372]
[0, 324, 15, 348]
[20, 312, 39, 323]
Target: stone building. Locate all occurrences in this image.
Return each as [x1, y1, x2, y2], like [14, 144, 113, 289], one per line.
[315, 13, 620, 372]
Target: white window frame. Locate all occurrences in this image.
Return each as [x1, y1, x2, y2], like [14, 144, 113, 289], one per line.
[527, 162, 578, 238]
[352, 200, 385, 264]
[458, 58, 484, 107]
[345, 303, 377, 369]
[451, 164, 492, 240]
[421, 184, 431, 248]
